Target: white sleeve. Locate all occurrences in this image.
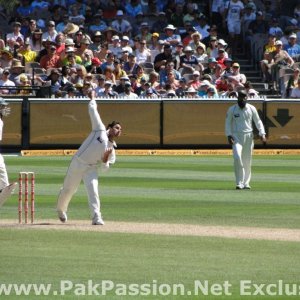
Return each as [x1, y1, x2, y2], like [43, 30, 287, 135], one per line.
[100, 148, 116, 172]
[0, 119, 3, 141]
[108, 148, 116, 164]
[225, 106, 233, 137]
[251, 106, 266, 136]
[88, 100, 106, 131]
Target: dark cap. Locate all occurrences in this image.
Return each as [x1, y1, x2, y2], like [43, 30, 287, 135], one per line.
[188, 26, 196, 32]
[229, 91, 238, 98]
[50, 68, 61, 75]
[238, 90, 247, 98]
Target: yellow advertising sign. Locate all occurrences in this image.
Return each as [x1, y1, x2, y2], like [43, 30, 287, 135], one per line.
[29, 101, 161, 145]
[163, 101, 264, 145]
[265, 101, 300, 145]
[2, 101, 22, 146]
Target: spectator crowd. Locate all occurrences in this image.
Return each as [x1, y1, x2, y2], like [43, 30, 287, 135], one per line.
[0, 0, 300, 99]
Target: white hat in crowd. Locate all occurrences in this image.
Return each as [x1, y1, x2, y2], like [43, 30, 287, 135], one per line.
[65, 47, 75, 53]
[165, 24, 176, 31]
[289, 33, 297, 39]
[112, 35, 120, 41]
[218, 39, 228, 47]
[186, 87, 197, 93]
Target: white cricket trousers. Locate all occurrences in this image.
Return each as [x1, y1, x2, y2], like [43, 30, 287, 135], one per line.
[0, 154, 9, 190]
[232, 132, 254, 187]
[57, 156, 101, 217]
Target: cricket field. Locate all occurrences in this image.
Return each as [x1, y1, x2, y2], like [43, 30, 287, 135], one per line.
[0, 154, 299, 299]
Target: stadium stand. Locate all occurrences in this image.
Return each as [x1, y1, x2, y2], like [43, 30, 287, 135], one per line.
[0, 0, 299, 99]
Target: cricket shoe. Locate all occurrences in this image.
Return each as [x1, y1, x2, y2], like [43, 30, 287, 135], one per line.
[92, 214, 105, 225]
[58, 211, 67, 223]
[243, 185, 251, 190]
[0, 182, 17, 208]
[236, 185, 244, 190]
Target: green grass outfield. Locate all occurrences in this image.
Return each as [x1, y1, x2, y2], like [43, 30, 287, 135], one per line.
[0, 155, 300, 299]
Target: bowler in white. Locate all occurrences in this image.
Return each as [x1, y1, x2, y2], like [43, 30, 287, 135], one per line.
[56, 89, 122, 225]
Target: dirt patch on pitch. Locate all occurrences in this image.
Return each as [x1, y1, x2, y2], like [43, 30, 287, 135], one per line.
[0, 219, 300, 242]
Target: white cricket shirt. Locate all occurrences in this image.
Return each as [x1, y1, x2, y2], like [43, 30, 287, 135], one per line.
[225, 103, 266, 137]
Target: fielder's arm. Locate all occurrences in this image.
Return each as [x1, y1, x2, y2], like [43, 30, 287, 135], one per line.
[252, 106, 267, 142]
[225, 106, 234, 145]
